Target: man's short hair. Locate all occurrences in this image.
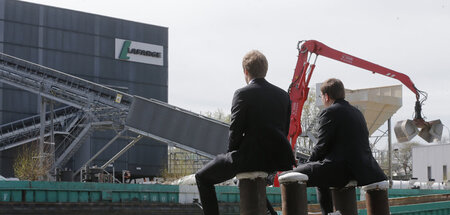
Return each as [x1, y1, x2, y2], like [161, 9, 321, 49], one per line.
[242, 50, 268, 78]
[320, 78, 345, 100]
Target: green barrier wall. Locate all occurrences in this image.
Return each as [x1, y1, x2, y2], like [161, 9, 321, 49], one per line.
[0, 181, 178, 203]
[1, 181, 450, 215]
[3, 181, 450, 204]
[357, 201, 450, 215]
[388, 189, 450, 198]
[215, 186, 318, 204]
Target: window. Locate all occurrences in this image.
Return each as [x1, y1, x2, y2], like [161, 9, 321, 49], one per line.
[427, 166, 432, 181]
[444, 165, 448, 181]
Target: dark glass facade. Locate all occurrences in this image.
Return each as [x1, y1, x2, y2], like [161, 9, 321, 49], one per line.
[0, 0, 168, 178]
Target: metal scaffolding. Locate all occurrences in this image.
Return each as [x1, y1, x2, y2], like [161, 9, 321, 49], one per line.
[167, 147, 211, 177]
[0, 52, 230, 181]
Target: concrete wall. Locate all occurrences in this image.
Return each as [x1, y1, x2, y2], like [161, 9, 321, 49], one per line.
[412, 144, 450, 183]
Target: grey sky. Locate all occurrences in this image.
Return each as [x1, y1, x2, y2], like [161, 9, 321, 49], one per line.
[21, 0, 450, 145]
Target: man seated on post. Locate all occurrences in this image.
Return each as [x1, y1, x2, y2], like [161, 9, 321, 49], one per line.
[195, 50, 295, 215]
[293, 78, 387, 215]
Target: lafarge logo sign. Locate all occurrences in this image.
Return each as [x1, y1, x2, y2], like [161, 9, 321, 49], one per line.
[115, 38, 164, 66]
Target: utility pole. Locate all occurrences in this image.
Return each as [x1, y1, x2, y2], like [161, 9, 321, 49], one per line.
[388, 118, 393, 188]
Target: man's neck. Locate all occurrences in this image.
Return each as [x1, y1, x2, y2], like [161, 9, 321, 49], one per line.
[248, 78, 255, 84]
[248, 77, 264, 84]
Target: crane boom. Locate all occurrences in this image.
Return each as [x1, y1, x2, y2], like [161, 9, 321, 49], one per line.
[288, 40, 433, 150]
[300, 40, 420, 98]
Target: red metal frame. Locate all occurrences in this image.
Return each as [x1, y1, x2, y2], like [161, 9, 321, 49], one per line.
[288, 40, 422, 150]
[273, 40, 425, 187]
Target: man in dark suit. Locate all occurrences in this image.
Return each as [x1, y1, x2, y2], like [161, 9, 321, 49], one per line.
[293, 78, 387, 215]
[195, 50, 295, 215]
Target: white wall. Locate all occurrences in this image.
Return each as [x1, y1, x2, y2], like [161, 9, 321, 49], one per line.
[412, 144, 450, 183]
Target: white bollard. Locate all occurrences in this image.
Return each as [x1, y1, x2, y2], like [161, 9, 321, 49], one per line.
[362, 181, 390, 215]
[236, 172, 268, 215]
[279, 172, 309, 215]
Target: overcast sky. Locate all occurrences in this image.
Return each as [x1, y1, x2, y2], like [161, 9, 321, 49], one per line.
[21, 0, 450, 146]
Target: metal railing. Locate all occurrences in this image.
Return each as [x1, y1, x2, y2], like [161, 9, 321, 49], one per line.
[0, 106, 81, 151]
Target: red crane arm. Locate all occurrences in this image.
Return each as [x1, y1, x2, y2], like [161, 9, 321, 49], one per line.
[302, 40, 420, 98]
[288, 40, 422, 149]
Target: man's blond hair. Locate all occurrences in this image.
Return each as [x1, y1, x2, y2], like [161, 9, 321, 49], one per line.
[242, 50, 268, 79]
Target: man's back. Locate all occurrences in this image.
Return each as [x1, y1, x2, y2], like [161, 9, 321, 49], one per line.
[295, 78, 387, 215]
[320, 99, 370, 161]
[229, 78, 295, 173]
[314, 99, 387, 185]
[195, 50, 294, 215]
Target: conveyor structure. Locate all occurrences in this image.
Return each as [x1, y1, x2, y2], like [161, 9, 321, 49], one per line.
[0, 52, 229, 178]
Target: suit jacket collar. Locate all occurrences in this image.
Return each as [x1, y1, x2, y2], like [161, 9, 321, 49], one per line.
[249, 78, 266, 85]
[333, 99, 349, 105]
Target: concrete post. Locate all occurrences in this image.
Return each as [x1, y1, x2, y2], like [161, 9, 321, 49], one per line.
[331, 180, 358, 215]
[362, 181, 390, 215]
[236, 172, 268, 215]
[279, 172, 309, 215]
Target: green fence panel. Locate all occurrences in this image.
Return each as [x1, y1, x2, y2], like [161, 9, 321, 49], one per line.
[0, 191, 11, 202]
[30, 181, 56, 190]
[161, 193, 171, 203]
[90, 192, 101, 202]
[129, 192, 139, 201]
[149, 192, 159, 202]
[102, 190, 112, 201]
[68, 191, 78, 202]
[0, 189, 22, 202]
[2, 180, 450, 215]
[306, 187, 318, 204]
[266, 187, 281, 204]
[0, 181, 180, 203]
[355, 188, 361, 201]
[0, 181, 30, 189]
[35, 190, 46, 202]
[159, 193, 167, 203]
[388, 189, 450, 199]
[79, 191, 89, 202]
[112, 192, 121, 202]
[305, 188, 450, 204]
[216, 186, 240, 203]
[57, 191, 68, 202]
[169, 192, 178, 203]
[47, 191, 57, 202]
[358, 201, 450, 215]
[390, 201, 450, 215]
[11, 190, 22, 202]
[139, 192, 150, 202]
[120, 192, 130, 202]
[216, 186, 319, 204]
[25, 190, 33, 202]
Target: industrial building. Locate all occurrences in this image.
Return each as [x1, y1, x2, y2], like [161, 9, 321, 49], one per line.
[0, 0, 169, 178]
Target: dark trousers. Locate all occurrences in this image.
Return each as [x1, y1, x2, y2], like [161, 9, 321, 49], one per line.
[195, 152, 277, 215]
[293, 161, 351, 215]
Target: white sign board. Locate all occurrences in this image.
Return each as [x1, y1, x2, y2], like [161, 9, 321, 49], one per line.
[115, 38, 164, 66]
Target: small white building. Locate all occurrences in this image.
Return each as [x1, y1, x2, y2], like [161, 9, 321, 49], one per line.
[412, 144, 450, 183]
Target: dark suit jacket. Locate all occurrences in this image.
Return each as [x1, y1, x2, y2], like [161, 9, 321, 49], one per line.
[228, 78, 295, 173]
[309, 99, 387, 186]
